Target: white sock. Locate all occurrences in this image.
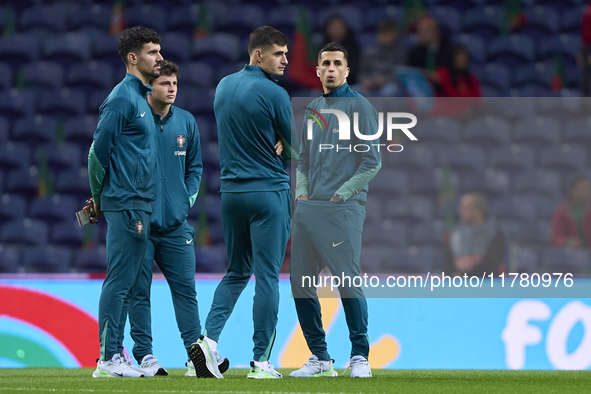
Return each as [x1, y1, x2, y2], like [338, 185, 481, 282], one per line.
[203, 336, 217, 352]
[253, 360, 269, 368]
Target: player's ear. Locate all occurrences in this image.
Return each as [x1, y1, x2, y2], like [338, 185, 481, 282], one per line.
[255, 49, 263, 62]
[345, 66, 350, 78]
[316, 66, 320, 78]
[128, 52, 137, 65]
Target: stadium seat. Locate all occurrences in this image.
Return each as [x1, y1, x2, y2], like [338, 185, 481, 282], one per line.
[204, 172, 222, 194]
[463, 116, 511, 147]
[362, 5, 401, 33]
[360, 245, 394, 273]
[365, 195, 383, 224]
[534, 195, 562, 220]
[213, 62, 244, 85]
[459, 168, 511, 198]
[195, 246, 227, 273]
[0, 142, 30, 170]
[73, 246, 107, 273]
[92, 35, 122, 65]
[512, 116, 561, 148]
[0, 62, 12, 91]
[537, 34, 580, 69]
[474, 63, 511, 94]
[5, 166, 39, 198]
[539, 144, 586, 173]
[520, 220, 552, 248]
[0, 89, 35, 119]
[178, 62, 214, 90]
[43, 33, 91, 65]
[87, 89, 111, 115]
[411, 117, 461, 149]
[51, 220, 85, 248]
[160, 33, 191, 63]
[0, 170, 4, 195]
[0, 194, 27, 223]
[67, 61, 114, 91]
[488, 145, 535, 172]
[22, 246, 72, 273]
[561, 7, 583, 34]
[192, 34, 241, 65]
[383, 144, 434, 172]
[217, 5, 264, 36]
[194, 116, 212, 143]
[317, 6, 363, 34]
[65, 115, 97, 146]
[180, 88, 214, 116]
[461, 6, 503, 41]
[386, 196, 434, 223]
[0, 117, 7, 145]
[0, 245, 20, 273]
[371, 169, 408, 197]
[37, 143, 81, 172]
[29, 194, 77, 224]
[456, 34, 486, 65]
[541, 249, 590, 274]
[564, 117, 591, 149]
[364, 220, 407, 248]
[407, 246, 444, 273]
[408, 170, 439, 199]
[410, 221, 444, 247]
[38, 88, 86, 117]
[268, 6, 308, 37]
[68, 4, 111, 32]
[512, 169, 562, 198]
[12, 115, 58, 145]
[430, 6, 461, 37]
[1, 218, 48, 247]
[487, 35, 535, 68]
[208, 221, 225, 245]
[22, 62, 64, 90]
[512, 246, 539, 273]
[491, 196, 537, 224]
[205, 195, 222, 222]
[54, 167, 91, 199]
[19, 5, 68, 34]
[437, 144, 485, 175]
[126, 5, 168, 34]
[517, 6, 559, 40]
[0, 34, 40, 66]
[168, 4, 214, 36]
[513, 62, 555, 90]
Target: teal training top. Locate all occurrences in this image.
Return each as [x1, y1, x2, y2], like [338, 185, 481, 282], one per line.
[296, 83, 382, 205]
[149, 105, 202, 232]
[214, 65, 294, 192]
[88, 73, 156, 212]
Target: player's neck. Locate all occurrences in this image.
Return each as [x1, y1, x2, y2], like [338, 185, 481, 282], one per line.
[127, 67, 150, 87]
[148, 96, 170, 119]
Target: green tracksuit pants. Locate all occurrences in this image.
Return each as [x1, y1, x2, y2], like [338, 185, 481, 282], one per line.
[290, 200, 369, 361]
[98, 210, 150, 361]
[204, 190, 291, 361]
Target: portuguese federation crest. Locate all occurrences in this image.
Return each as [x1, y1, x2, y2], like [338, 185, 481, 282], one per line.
[177, 135, 186, 148]
[136, 221, 143, 234]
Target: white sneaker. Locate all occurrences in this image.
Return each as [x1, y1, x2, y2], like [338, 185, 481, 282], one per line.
[290, 355, 338, 377]
[188, 336, 223, 378]
[247, 360, 282, 379]
[92, 354, 144, 378]
[140, 354, 168, 376]
[186, 356, 230, 377]
[349, 355, 372, 378]
[121, 353, 144, 374]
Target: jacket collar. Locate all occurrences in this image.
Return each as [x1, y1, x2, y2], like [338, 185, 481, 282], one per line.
[124, 73, 152, 96]
[242, 65, 279, 84]
[322, 82, 350, 98]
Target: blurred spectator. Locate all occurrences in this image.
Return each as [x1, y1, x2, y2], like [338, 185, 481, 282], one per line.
[407, 16, 454, 73]
[552, 176, 591, 249]
[432, 45, 481, 97]
[444, 192, 506, 276]
[358, 19, 406, 97]
[322, 15, 360, 84]
[581, 2, 591, 96]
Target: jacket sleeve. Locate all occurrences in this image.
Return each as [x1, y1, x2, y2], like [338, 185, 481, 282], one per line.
[295, 113, 310, 200]
[273, 92, 299, 161]
[88, 99, 129, 204]
[185, 116, 203, 208]
[335, 105, 382, 201]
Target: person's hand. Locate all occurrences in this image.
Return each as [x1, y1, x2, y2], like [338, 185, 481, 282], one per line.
[275, 139, 284, 156]
[297, 194, 309, 201]
[330, 193, 344, 203]
[566, 237, 583, 249]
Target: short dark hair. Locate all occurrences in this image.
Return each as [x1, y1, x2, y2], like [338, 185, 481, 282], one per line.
[149, 60, 179, 85]
[248, 25, 288, 55]
[318, 42, 349, 63]
[118, 26, 161, 65]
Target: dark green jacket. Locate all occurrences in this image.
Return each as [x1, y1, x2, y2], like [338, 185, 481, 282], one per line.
[88, 73, 156, 212]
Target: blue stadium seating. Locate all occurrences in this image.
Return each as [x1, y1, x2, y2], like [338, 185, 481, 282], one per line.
[512, 246, 539, 273]
[87, 89, 111, 115]
[384, 145, 434, 173]
[91, 35, 122, 65]
[1, 218, 48, 247]
[364, 220, 408, 247]
[0, 194, 27, 223]
[360, 245, 400, 273]
[456, 34, 487, 64]
[0, 170, 4, 195]
[23, 62, 64, 90]
[67, 61, 114, 91]
[64, 115, 97, 146]
[462, 7, 503, 41]
[487, 35, 535, 68]
[178, 62, 214, 89]
[491, 196, 537, 224]
[38, 88, 86, 117]
[12, 115, 58, 145]
[205, 195, 222, 222]
[431, 6, 461, 37]
[410, 222, 444, 247]
[208, 221, 225, 245]
[560, 7, 583, 34]
[179, 88, 215, 116]
[438, 145, 485, 175]
[474, 63, 511, 93]
[68, 4, 111, 32]
[407, 246, 444, 272]
[195, 246, 227, 273]
[0, 89, 35, 119]
[126, 5, 168, 34]
[0, 62, 12, 91]
[43, 33, 91, 65]
[20, 5, 69, 34]
[268, 5, 307, 38]
[513, 62, 555, 90]
[408, 170, 439, 199]
[317, 6, 363, 34]
[463, 116, 511, 147]
[0, 245, 20, 273]
[29, 195, 78, 224]
[517, 6, 559, 41]
[539, 144, 587, 173]
[0, 117, 7, 144]
[0, 142, 31, 170]
[38, 143, 81, 172]
[168, 4, 205, 35]
[411, 117, 461, 148]
[192, 34, 241, 66]
[534, 195, 562, 221]
[372, 169, 408, 197]
[0, 34, 40, 66]
[161, 33, 191, 63]
[386, 196, 434, 223]
[364, 195, 383, 224]
[217, 5, 264, 36]
[73, 247, 107, 273]
[460, 169, 511, 198]
[564, 117, 591, 149]
[54, 167, 91, 199]
[51, 221, 86, 248]
[537, 34, 580, 69]
[519, 220, 552, 247]
[22, 246, 72, 273]
[6, 167, 38, 199]
[541, 249, 590, 274]
[488, 145, 535, 172]
[512, 169, 562, 198]
[512, 116, 561, 147]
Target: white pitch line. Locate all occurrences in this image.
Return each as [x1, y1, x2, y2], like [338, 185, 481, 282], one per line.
[0, 388, 384, 394]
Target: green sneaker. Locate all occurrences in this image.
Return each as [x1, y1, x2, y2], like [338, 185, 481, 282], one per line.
[289, 355, 338, 377]
[247, 361, 282, 379]
[188, 336, 223, 379]
[186, 357, 229, 377]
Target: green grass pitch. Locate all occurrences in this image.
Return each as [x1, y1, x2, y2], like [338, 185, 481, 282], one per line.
[1, 368, 591, 393]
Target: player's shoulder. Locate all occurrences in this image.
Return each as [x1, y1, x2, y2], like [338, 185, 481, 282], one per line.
[171, 105, 194, 121]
